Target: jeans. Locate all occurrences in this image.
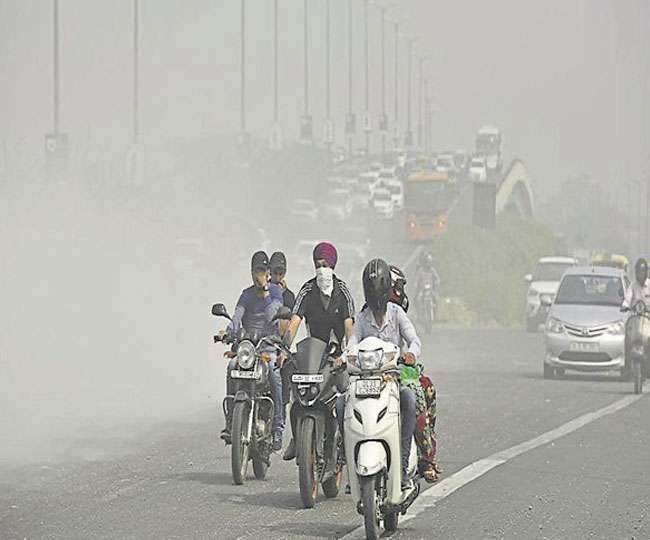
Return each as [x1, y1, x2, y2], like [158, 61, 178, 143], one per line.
[226, 354, 284, 438]
[336, 384, 416, 473]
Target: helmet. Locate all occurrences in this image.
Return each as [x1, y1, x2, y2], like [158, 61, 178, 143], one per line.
[635, 258, 648, 286]
[251, 251, 270, 272]
[363, 258, 392, 313]
[420, 251, 434, 268]
[269, 251, 287, 273]
[389, 264, 409, 312]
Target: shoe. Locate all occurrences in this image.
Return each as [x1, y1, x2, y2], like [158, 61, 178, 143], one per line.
[220, 428, 231, 445]
[401, 473, 414, 491]
[282, 438, 296, 461]
[272, 433, 283, 452]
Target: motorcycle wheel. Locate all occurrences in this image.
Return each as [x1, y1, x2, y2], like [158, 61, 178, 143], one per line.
[231, 401, 251, 485]
[384, 510, 399, 532]
[322, 466, 342, 499]
[424, 299, 433, 334]
[360, 475, 381, 540]
[634, 361, 643, 395]
[298, 417, 318, 508]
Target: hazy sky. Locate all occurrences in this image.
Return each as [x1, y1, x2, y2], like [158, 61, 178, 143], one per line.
[1, 0, 648, 200]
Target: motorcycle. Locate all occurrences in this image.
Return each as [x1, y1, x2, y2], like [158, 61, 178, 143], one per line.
[623, 300, 650, 394]
[212, 303, 281, 485]
[418, 283, 437, 334]
[342, 336, 420, 540]
[275, 307, 345, 508]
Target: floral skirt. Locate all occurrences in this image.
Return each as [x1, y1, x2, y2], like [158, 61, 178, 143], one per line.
[403, 374, 437, 471]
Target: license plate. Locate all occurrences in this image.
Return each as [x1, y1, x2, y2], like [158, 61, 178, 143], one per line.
[291, 373, 324, 383]
[356, 378, 382, 397]
[570, 342, 599, 353]
[231, 369, 259, 380]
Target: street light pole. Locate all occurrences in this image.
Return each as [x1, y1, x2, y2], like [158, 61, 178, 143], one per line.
[380, 5, 386, 157]
[418, 56, 423, 150]
[346, 0, 353, 155]
[53, 0, 59, 135]
[363, 0, 370, 155]
[393, 20, 399, 150]
[406, 38, 414, 148]
[274, 0, 278, 126]
[325, 0, 331, 147]
[240, 0, 246, 134]
[133, 0, 139, 144]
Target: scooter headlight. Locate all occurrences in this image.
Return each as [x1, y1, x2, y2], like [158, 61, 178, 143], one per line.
[236, 341, 256, 369]
[358, 349, 384, 371]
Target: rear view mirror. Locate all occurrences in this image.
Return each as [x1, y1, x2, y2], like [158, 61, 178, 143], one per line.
[211, 303, 231, 320]
[327, 342, 342, 358]
[273, 306, 292, 321]
[524, 274, 533, 283]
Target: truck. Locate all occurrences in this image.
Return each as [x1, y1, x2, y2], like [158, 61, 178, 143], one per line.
[475, 125, 503, 173]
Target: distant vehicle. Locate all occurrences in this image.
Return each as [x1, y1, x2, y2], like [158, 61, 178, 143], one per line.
[372, 188, 395, 220]
[368, 162, 383, 173]
[525, 256, 579, 332]
[357, 171, 381, 199]
[379, 166, 397, 179]
[544, 266, 629, 379]
[475, 125, 503, 172]
[404, 171, 452, 241]
[290, 198, 318, 222]
[322, 188, 353, 221]
[469, 156, 487, 182]
[591, 252, 629, 274]
[385, 179, 404, 211]
[435, 154, 455, 175]
[453, 149, 469, 171]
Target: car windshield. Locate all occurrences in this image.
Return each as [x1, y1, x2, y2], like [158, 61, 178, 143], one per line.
[534, 262, 574, 282]
[555, 275, 624, 306]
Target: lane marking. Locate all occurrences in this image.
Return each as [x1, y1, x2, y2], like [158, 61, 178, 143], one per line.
[341, 392, 643, 538]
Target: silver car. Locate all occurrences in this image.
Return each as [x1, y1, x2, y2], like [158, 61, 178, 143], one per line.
[544, 266, 629, 379]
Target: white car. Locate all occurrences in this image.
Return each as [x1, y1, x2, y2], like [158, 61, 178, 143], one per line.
[358, 171, 381, 198]
[290, 198, 318, 222]
[436, 154, 455, 174]
[385, 179, 404, 211]
[469, 157, 487, 182]
[525, 256, 578, 332]
[372, 188, 395, 220]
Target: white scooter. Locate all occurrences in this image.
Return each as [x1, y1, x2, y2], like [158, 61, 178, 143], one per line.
[343, 336, 420, 540]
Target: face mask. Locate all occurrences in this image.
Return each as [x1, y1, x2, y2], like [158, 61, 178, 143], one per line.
[316, 267, 334, 296]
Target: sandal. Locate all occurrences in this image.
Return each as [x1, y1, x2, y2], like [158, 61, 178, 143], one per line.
[422, 465, 440, 484]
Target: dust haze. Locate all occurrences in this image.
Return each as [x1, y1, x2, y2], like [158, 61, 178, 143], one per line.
[1, 0, 648, 463]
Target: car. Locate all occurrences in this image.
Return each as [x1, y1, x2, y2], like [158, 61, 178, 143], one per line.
[525, 256, 579, 332]
[379, 166, 397, 178]
[321, 188, 353, 221]
[290, 198, 318, 222]
[372, 188, 395, 220]
[435, 154, 455, 174]
[357, 171, 381, 198]
[384, 179, 404, 211]
[543, 266, 630, 379]
[368, 162, 384, 173]
[453, 149, 469, 171]
[469, 156, 487, 182]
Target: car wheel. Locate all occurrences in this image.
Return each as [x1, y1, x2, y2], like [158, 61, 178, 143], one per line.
[543, 363, 555, 379]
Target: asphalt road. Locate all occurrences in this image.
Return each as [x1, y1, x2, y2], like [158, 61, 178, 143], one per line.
[2, 327, 648, 540]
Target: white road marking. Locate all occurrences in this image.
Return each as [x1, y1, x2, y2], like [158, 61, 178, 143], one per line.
[341, 393, 643, 539]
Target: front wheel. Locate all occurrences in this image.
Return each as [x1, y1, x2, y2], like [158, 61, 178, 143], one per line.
[298, 417, 317, 508]
[633, 361, 643, 395]
[360, 475, 380, 540]
[231, 401, 251, 485]
[424, 298, 433, 334]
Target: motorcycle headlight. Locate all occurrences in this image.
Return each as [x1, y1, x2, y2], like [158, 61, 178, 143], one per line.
[545, 317, 564, 334]
[358, 349, 384, 371]
[607, 321, 625, 335]
[236, 341, 256, 369]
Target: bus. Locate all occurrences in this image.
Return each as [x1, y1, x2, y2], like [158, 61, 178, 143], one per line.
[404, 171, 453, 241]
[475, 125, 503, 172]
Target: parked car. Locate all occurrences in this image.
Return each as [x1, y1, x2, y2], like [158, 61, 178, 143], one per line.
[543, 266, 629, 379]
[290, 198, 318, 222]
[372, 188, 395, 220]
[525, 256, 579, 332]
[469, 156, 487, 182]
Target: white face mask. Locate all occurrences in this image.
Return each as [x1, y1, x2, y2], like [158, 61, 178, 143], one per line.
[316, 267, 334, 296]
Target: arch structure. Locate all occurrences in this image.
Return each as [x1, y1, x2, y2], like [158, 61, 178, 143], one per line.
[495, 159, 535, 218]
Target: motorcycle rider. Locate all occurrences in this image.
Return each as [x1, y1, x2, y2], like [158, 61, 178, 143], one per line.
[338, 258, 422, 489]
[281, 241, 355, 461]
[219, 250, 285, 452]
[270, 251, 296, 310]
[625, 258, 650, 308]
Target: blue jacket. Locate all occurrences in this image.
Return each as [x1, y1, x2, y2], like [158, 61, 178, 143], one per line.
[228, 283, 283, 337]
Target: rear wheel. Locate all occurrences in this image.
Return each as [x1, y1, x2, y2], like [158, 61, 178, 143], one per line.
[231, 401, 251, 485]
[543, 363, 555, 379]
[360, 475, 380, 540]
[298, 417, 317, 508]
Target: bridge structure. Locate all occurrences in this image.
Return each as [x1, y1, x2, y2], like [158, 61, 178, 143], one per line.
[495, 159, 535, 217]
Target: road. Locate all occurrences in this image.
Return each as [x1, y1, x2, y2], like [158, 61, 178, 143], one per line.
[2, 327, 649, 540]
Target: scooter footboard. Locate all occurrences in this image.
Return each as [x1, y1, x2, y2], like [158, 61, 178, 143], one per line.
[355, 441, 387, 476]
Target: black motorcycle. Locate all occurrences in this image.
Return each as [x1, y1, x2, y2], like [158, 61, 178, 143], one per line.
[276, 308, 345, 508]
[623, 300, 650, 395]
[212, 303, 280, 485]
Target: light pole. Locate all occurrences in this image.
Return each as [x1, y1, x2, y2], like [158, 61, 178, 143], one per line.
[392, 19, 399, 150]
[379, 5, 387, 157]
[133, 0, 139, 145]
[53, 0, 60, 135]
[300, 0, 312, 142]
[417, 56, 429, 151]
[363, 0, 370, 155]
[405, 37, 416, 149]
[324, 0, 332, 148]
[345, 0, 355, 155]
[270, 0, 282, 150]
[240, 0, 246, 135]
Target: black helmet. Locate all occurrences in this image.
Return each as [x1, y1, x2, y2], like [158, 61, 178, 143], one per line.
[270, 251, 287, 273]
[251, 250, 270, 272]
[635, 258, 648, 286]
[363, 258, 392, 313]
